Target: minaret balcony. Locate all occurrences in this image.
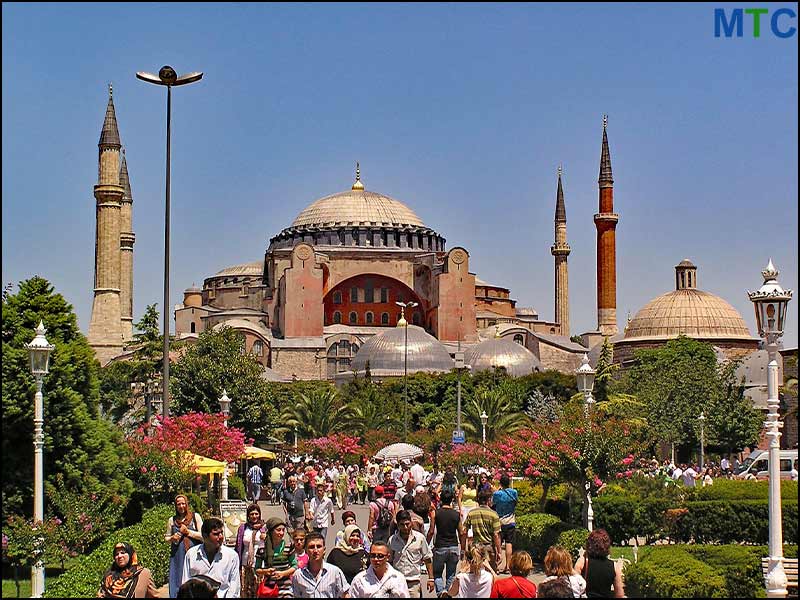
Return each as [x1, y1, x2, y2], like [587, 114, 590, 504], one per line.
[551, 244, 571, 256]
[593, 213, 619, 225]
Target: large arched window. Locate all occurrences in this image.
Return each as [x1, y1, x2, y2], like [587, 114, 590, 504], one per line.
[327, 339, 359, 378]
[333, 311, 342, 324]
[513, 334, 524, 345]
[349, 311, 358, 325]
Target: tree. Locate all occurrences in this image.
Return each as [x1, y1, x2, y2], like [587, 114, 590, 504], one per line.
[463, 388, 530, 442]
[593, 337, 619, 404]
[2, 277, 133, 516]
[277, 387, 353, 439]
[705, 359, 763, 455]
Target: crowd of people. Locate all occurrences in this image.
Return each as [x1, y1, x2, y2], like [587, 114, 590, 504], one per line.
[98, 456, 629, 598]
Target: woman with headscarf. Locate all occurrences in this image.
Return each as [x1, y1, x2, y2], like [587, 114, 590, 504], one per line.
[327, 524, 368, 583]
[97, 542, 157, 598]
[165, 494, 204, 598]
[234, 503, 266, 598]
[255, 516, 297, 598]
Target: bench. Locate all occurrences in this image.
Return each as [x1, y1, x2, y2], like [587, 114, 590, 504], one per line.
[762, 558, 799, 596]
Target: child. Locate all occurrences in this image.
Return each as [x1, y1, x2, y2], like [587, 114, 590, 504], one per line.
[292, 528, 308, 570]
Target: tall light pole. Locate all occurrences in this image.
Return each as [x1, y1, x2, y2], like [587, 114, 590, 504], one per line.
[219, 390, 231, 501]
[698, 412, 706, 471]
[748, 259, 792, 598]
[480, 410, 488, 446]
[395, 300, 418, 440]
[136, 66, 203, 419]
[26, 321, 54, 598]
[294, 425, 299, 459]
[575, 353, 596, 531]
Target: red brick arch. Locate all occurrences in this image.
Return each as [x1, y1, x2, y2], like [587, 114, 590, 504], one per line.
[324, 274, 423, 327]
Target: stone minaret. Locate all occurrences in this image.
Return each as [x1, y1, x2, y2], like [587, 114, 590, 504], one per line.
[550, 165, 571, 335]
[595, 116, 619, 336]
[119, 150, 135, 341]
[88, 84, 124, 364]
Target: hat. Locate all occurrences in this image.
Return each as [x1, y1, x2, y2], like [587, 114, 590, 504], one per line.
[375, 485, 385, 496]
[265, 516, 286, 531]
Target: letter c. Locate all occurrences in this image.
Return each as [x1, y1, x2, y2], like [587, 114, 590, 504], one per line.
[771, 8, 797, 38]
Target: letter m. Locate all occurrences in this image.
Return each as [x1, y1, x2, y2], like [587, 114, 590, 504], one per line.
[715, 8, 743, 37]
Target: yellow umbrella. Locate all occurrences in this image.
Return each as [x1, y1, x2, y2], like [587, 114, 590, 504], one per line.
[184, 451, 227, 475]
[242, 445, 275, 460]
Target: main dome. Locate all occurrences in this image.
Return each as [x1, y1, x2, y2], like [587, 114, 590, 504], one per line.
[291, 189, 425, 228]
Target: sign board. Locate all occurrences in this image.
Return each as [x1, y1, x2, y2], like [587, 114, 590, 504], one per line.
[454, 351, 465, 369]
[452, 430, 465, 444]
[219, 500, 248, 546]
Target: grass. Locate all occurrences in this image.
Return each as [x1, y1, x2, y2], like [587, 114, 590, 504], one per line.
[2, 576, 32, 598]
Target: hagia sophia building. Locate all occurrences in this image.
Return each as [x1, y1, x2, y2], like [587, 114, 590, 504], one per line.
[86, 85, 796, 451]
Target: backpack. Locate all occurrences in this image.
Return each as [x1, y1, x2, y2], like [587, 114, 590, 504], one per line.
[375, 499, 393, 529]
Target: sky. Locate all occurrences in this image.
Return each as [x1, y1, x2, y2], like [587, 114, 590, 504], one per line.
[3, 3, 798, 347]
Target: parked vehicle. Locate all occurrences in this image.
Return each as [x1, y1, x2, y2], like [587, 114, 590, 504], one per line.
[736, 449, 797, 480]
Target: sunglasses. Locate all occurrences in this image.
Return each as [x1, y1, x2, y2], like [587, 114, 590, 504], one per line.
[369, 552, 388, 559]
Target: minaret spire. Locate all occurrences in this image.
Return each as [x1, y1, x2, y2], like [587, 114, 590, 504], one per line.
[599, 114, 613, 186]
[595, 115, 619, 336]
[99, 84, 121, 148]
[551, 164, 571, 336]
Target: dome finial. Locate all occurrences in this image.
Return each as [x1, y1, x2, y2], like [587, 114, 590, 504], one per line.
[352, 161, 364, 191]
[494, 324, 501, 338]
[397, 304, 407, 327]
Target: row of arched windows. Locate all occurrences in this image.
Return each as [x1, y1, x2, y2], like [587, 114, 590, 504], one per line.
[332, 311, 391, 325]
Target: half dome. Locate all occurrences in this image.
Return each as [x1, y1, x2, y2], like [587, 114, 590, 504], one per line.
[465, 337, 542, 377]
[291, 189, 425, 228]
[350, 325, 453, 376]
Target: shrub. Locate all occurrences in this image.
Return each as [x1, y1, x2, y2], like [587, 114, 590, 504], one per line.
[227, 475, 246, 501]
[45, 504, 172, 598]
[668, 500, 797, 545]
[515, 513, 560, 560]
[554, 528, 589, 560]
[690, 479, 798, 502]
[122, 491, 155, 527]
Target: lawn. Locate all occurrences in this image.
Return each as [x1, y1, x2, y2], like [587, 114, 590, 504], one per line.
[2, 576, 32, 599]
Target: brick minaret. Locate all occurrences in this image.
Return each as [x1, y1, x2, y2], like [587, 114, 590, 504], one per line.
[119, 150, 135, 341]
[88, 84, 124, 363]
[550, 165, 571, 336]
[595, 115, 619, 336]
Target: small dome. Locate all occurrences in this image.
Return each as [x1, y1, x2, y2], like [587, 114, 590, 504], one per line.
[291, 189, 425, 228]
[465, 337, 541, 377]
[213, 261, 263, 278]
[351, 325, 453, 376]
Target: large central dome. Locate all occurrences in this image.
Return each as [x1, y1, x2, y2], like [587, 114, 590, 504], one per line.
[291, 189, 425, 228]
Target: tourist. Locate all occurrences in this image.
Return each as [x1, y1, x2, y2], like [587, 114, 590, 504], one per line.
[292, 529, 309, 570]
[443, 545, 494, 598]
[291, 532, 350, 597]
[176, 574, 220, 598]
[382, 471, 399, 502]
[234, 503, 266, 598]
[182, 517, 240, 598]
[491, 474, 518, 574]
[701, 467, 714, 487]
[368, 485, 396, 544]
[720, 456, 731, 477]
[255, 517, 297, 598]
[388, 510, 434, 598]
[392, 462, 404, 489]
[574, 529, 625, 598]
[165, 494, 204, 598]
[333, 510, 369, 550]
[410, 457, 429, 487]
[681, 463, 699, 487]
[349, 540, 410, 598]
[477, 472, 493, 495]
[543, 545, 587, 598]
[248, 462, 265, 503]
[282, 475, 310, 532]
[463, 490, 502, 573]
[458, 473, 479, 530]
[367, 465, 379, 502]
[537, 576, 574, 598]
[429, 489, 462, 595]
[489, 550, 537, 598]
[327, 524, 369, 583]
[269, 462, 283, 504]
[412, 490, 436, 541]
[97, 542, 158, 598]
[337, 464, 349, 510]
[395, 475, 417, 504]
[310, 484, 336, 541]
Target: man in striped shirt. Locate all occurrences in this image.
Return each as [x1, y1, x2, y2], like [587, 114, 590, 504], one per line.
[463, 490, 501, 572]
[291, 532, 350, 598]
[247, 463, 264, 502]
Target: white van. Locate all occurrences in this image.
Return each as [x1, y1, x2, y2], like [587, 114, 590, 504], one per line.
[736, 449, 798, 480]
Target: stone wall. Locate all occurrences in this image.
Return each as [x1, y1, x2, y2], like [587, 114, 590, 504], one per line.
[272, 347, 324, 380]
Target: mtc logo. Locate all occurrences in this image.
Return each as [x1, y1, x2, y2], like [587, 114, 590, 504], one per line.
[714, 8, 797, 38]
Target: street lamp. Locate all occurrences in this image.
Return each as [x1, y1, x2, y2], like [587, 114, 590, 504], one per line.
[748, 259, 792, 598]
[25, 321, 54, 598]
[136, 65, 203, 420]
[294, 425, 299, 460]
[698, 412, 706, 471]
[575, 353, 596, 531]
[218, 390, 231, 501]
[480, 410, 488, 446]
[395, 300, 419, 440]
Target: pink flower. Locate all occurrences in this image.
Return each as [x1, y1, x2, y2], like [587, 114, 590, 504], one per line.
[83, 523, 92, 531]
[594, 477, 603, 487]
[140, 466, 147, 474]
[622, 457, 634, 466]
[542, 440, 552, 447]
[532, 470, 542, 477]
[54, 517, 62, 525]
[150, 465, 157, 472]
[624, 470, 633, 478]
[616, 473, 623, 479]
[549, 455, 559, 462]
[573, 451, 581, 458]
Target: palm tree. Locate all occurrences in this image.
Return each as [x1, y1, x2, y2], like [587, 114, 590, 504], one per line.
[349, 390, 402, 435]
[276, 387, 353, 439]
[463, 388, 530, 442]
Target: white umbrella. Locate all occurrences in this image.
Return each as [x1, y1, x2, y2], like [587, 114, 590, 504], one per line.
[374, 443, 424, 463]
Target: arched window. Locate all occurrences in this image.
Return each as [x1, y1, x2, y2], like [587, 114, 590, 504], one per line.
[351, 287, 358, 303]
[365, 312, 374, 325]
[513, 334, 524, 345]
[333, 311, 342, 324]
[349, 311, 358, 325]
[381, 312, 390, 325]
[253, 340, 263, 356]
[190, 322, 196, 334]
[333, 291, 342, 304]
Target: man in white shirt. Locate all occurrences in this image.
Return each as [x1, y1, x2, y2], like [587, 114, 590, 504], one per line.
[391, 463, 404, 488]
[349, 541, 410, 598]
[389, 511, 434, 598]
[410, 458, 428, 488]
[291, 531, 350, 598]
[720, 456, 730, 476]
[182, 517, 240, 598]
[310, 484, 336, 541]
[672, 464, 683, 482]
[682, 464, 699, 487]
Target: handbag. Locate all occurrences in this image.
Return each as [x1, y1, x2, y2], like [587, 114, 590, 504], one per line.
[256, 577, 280, 598]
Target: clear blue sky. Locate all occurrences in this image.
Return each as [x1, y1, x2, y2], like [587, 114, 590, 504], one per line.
[3, 3, 797, 347]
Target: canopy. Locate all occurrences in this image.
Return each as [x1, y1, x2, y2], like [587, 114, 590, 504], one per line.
[374, 443, 424, 463]
[242, 445, 276, 460]
[184, 451, 227, 475]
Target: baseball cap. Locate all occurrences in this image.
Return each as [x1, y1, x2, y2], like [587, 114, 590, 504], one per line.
[375, 485, 385, 495]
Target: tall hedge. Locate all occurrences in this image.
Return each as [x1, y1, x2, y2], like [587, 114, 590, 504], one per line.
[45, 504, 172, 598]
[515, 513, 588, 560]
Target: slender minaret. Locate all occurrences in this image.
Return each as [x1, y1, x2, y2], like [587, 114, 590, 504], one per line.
[119, 149, 135, 341]
[550, 165, 571, 336]
[595, 115, 619, 336]
[88, 84, 124, 363]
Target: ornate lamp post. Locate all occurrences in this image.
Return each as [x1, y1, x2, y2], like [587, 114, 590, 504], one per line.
[698, 412, 706, 471]
[26, 321, 54, 598]
[748, 259, 792, 598]
[136, 65, 202, 419]
[575, 353, 596, 531]
[480, 410, 488, 446]
[219, 390, 231, 501]
[395, 300, 418, 440]
[294, 425, 299, 460]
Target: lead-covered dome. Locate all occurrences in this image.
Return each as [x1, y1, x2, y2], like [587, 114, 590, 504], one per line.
[291, 189, 425, 228]
[466, 337, 542, 377]
[350, 325, 453, 376]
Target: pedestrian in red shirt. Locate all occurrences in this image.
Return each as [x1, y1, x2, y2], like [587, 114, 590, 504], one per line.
[490, 550, 537, 598]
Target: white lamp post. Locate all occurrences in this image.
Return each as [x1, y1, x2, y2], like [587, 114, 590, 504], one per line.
[25, 321, 54, 598]
[698, 412, 706, 471]
[575, 353, 596, 531]
[395, 300, 418, 440]
[748, 259, 792, 598]
[219, 390, 231, 501]
[480, 410, 489, 446]
[294, 425, 299, 459]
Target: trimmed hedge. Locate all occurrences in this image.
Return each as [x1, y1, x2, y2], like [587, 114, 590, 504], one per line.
[593, 495, 673, 544]
[690, 479, 798, 502]
[45, 504, 173, 598]
[624, 544, 798, 598]
[515, 513, 588, 560]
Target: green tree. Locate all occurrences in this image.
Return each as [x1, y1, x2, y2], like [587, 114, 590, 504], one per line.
[1, 277, 133, 516]
[593, 337, 619, 404]
[705, 359, 763, 455]
[464, 388, 530, 442]
[277, 387, 353, 439]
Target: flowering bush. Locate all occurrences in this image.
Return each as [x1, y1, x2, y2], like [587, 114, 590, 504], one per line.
[4, 514, 60, 571]
[299, 434, 363, 463]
